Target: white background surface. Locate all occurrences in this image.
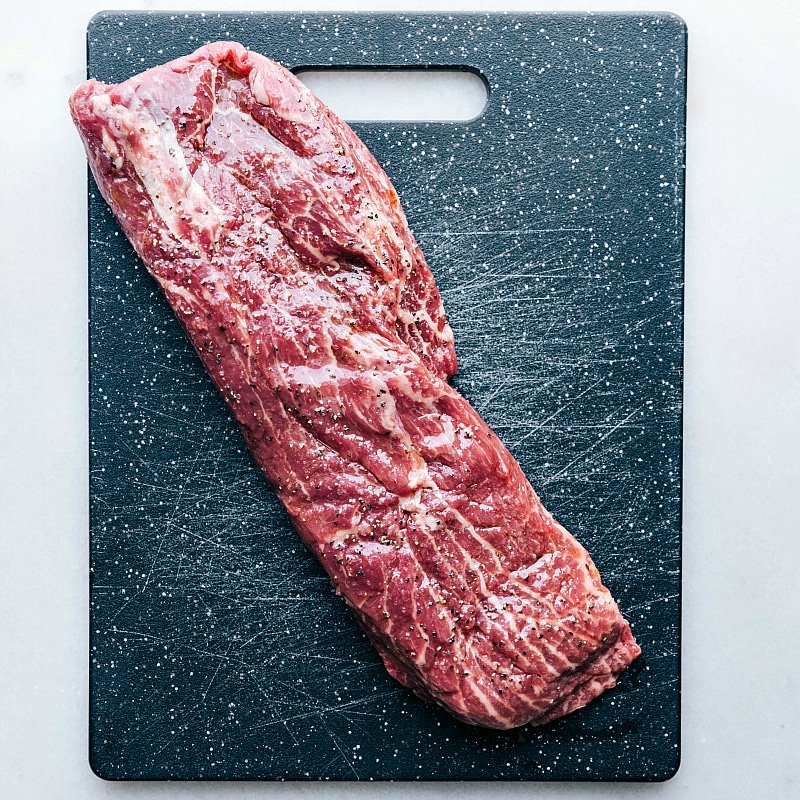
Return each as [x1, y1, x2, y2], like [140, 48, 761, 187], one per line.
[1, 0, 798, 797]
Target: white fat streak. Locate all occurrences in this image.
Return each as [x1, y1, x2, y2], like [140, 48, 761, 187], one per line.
[396, 305, 439, 336]
[457, 636, 515, 724]
[445, 502, 504, 575]
[408, 574, 430, 668]
[357, 541, 394, 558]
[328, 514, 362, 550]
[421, 414, 456, 451]
[397, 299, 456, 353]
[249, 61, 336, 133]
[248, 66, 274, 110]
[405, 467, 430, 491]
[248, 65, 323, 132]
[92, 92, 223, 251]
[101, 129, 123, 169]
[286, 364, 336, 388]
[399, 489, 436, 528]
[362, 371, 402, 435]
[391, 368, 439, 407]
[160, 279, 212, 311]
[512, 552, 558, 584]
[344, 331, 385, 358]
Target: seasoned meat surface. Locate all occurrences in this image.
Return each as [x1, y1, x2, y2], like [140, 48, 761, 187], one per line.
[71, 42, 640, 729]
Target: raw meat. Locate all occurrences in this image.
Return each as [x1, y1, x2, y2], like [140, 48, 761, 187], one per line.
[70, 42, 640, 729]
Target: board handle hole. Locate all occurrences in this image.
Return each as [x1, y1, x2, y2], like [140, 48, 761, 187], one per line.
[294, 67, 488, 122]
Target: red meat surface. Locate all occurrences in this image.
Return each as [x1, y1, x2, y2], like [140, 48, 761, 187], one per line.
[71, 42, 640, 729]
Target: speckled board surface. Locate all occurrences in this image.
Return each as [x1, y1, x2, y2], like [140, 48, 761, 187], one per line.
[87, 11, 685, 782]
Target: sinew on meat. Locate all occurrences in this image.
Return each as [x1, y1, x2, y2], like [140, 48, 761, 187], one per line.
[71, 42, 641, 729]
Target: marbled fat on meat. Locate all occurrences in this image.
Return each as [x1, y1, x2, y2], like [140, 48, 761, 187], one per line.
[70, 42, 640, 729]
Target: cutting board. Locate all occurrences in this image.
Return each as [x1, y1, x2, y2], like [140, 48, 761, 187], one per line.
[87, 11, 685, 781]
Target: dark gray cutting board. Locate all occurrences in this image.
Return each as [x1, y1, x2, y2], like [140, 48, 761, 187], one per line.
[87, 11, 685, 782]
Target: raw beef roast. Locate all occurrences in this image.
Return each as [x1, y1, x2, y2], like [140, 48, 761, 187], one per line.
[71, 42, 640, 729]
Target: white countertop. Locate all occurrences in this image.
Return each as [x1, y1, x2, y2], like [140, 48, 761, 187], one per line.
[1, 0, 798, 797]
